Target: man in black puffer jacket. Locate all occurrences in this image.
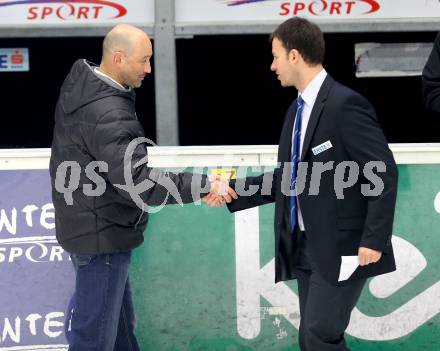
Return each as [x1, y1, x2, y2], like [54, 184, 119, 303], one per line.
[50, 24, 235, 351]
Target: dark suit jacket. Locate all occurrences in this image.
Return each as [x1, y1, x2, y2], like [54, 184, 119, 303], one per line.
[422, 32, 440, 114]
[228, 75, 398, 286]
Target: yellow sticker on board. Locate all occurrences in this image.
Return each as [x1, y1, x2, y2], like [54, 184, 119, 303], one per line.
[211, 168, 237, 180]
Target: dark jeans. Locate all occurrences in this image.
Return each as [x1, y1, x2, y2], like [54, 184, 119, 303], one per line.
[68, 252, 140, 351]
[294, 230, 366, 351]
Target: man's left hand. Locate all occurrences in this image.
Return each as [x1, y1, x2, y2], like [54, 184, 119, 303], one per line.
[358, 247, 382, 266]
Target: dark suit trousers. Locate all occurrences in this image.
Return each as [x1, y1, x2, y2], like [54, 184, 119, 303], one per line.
[294, 229, 366, 351]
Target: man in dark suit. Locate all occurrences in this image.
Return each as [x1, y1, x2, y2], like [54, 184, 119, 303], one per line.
[422, 32, 440, 114]
[204, 17, 398, 350]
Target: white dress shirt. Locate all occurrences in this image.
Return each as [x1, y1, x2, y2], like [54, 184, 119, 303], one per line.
[294, 68, 328, 231]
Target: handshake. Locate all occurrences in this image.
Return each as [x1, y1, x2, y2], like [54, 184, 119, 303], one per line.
[204, 175, 238, 207]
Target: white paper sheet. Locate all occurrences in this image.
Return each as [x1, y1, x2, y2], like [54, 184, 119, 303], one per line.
[338, 256, 359, 282]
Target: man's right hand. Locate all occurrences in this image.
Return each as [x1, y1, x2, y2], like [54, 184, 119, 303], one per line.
[203, 175, 237, 206]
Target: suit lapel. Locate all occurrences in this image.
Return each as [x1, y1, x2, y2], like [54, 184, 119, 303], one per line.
[279, 102, 296, 162]
[300, 75, 334, 161]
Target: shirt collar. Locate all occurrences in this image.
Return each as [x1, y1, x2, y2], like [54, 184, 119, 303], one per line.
[299, 68, 327, 107]
[94, 67, 127, 90]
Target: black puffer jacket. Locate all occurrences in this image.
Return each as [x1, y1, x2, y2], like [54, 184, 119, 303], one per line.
[50, 59, 208, 254]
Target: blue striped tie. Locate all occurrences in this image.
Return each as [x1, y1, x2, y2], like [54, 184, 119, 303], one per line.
[290, 96, 304, 232]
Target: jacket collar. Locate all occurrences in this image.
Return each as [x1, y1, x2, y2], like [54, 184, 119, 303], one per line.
[300, 75, 334, 160]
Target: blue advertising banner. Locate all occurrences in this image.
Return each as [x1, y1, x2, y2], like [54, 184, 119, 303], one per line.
[0, 49, 29, 72]
[0, 170, 73, 350]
